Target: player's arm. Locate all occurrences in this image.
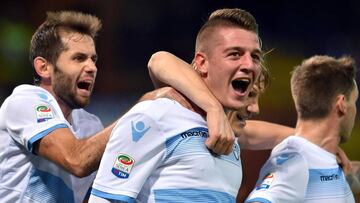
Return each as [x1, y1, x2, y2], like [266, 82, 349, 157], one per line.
[34, 121, 116, 177]
[345, 161, 360, 195]
[335, 147, 360, 196]
[237, 120, 294, 150]
[148, 51, 234, 155]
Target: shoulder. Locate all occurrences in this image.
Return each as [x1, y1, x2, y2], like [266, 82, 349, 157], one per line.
[273, 136, 304, 154]
[268, 136, 308, 168]
[2, 85, 60, 117]
[72, 108, 104, 130]
[129, 98, 198, 120]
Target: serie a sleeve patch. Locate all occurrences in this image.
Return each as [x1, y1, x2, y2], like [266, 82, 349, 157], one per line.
[35, 104, 54, 123]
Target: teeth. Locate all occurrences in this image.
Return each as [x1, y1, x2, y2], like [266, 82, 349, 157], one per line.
[237, 78, 250, 83]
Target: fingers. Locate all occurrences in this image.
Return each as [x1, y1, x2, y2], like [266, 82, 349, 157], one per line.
[336, 147, 352, 175]
[205, 132, 235, 155]
[205, 109, 235, 155]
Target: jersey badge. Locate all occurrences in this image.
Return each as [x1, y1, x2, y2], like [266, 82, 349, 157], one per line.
[131, 120, 150, 142]
[256, 172, 275, 190]
[35, 104, 54, 123]
[111, 153, 135, 179]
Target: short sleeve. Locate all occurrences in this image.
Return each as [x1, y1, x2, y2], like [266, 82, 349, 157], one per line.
[245, 152, 309, 203]
[2, 91, 68, 152]
[91, 109, 165, 202]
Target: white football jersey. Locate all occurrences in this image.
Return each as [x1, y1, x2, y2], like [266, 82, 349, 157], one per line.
[0, 84, 103, 203]
[246, 136, 355, 203]
[89, 98, 242, 203]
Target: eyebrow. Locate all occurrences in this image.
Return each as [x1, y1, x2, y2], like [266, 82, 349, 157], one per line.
[224, 46, 262, 55]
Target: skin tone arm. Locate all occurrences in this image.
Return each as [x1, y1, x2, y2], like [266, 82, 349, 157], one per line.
[338, 149, 360, 196]
[148, 51, 234, 155]
[34, 119, 116, 178]
[237, 120, 294, 150]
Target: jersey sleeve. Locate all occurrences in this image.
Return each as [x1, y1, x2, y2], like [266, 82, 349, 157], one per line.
[90, 108, 164, 203]
[3, 92, 69, 152]
[245, 151, 309, 203]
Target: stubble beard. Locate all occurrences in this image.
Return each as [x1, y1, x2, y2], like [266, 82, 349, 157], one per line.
[53, 66, 90, 109]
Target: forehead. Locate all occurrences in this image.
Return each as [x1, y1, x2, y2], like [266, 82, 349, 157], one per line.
[210, 26, 261, 52]
[59, 30, 95, 53]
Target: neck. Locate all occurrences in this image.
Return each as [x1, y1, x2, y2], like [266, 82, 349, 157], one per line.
[294, 116, 340, 155]
[39, 83, 72, 122]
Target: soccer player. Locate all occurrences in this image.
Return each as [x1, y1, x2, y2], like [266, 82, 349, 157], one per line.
[89, 8, 263, 202]
[245, 55, 357, 202]
[0, 11, 107, 203]
[0, 10, 237, 203]
[145, 49, 359, 202]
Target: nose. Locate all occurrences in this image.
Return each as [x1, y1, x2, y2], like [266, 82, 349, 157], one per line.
[240, 52, 260, 80]
[85, 59, 97, 74]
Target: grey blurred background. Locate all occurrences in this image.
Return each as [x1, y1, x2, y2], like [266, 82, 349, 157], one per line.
[0, 0, 359, 159]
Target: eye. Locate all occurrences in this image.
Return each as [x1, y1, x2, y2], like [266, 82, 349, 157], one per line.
[230, 52, 240, 57]
[228, 51, 243, 60]
[91, 55, 98, 63]
[251, 53, 261, 62]
[73, 54, 87, 62]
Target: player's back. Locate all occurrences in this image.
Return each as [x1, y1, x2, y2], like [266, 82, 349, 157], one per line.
[297, 136, 355, 203]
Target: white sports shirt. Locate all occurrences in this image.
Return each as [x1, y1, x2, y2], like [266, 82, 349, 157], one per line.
[89, 98, 242, 203]
[246, 136, 355, 203]
[0, 84, 104, 203]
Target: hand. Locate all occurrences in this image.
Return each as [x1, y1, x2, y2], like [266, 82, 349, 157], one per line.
[337, 147, 360, 195]
[336, 146, 352, 175]
[141, 87, 235, 155]
[205, 108, 235, 155]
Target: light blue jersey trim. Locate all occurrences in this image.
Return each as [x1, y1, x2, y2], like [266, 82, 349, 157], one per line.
[165, 127, 209, 160]
[245, 197, 272, 203]
[91, 188, 135, 203]
[306, 167, 351, 199]
[24, 168, 75, 203]
[165, 127, 241, 166]
[27, 124, 68, 152]
[154, 188, 235, 203]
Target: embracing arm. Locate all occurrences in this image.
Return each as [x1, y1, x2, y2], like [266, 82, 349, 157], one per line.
[34, 122, 116, 177]
[238, 120, 294, 150]
[345, 161, 360, 195]
[148, 51, 234, 154]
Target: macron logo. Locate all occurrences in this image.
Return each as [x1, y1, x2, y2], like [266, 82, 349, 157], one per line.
[131, 121, 150, 142]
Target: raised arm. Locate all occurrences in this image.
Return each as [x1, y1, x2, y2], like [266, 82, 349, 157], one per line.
[148, 51, 234, 155]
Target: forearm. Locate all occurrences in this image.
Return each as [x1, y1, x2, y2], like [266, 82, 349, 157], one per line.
[239, 120, 294, 150]
[148, 51, 222, 113]
[71, 122, 115, 176]
[36, 122, 115, 177]
[346, 161, 360, 194]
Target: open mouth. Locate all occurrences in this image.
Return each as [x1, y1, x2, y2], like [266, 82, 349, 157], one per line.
[232, 78, 251, 94]
[77, 80, 92, 92]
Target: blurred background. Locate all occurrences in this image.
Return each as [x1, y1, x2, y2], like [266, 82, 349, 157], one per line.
[0, 0, 359, 159]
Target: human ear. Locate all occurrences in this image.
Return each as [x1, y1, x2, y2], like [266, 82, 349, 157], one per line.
[33, 57, 51, 80]
[194, 52, 208, 76]
[336, 94, 347, 116]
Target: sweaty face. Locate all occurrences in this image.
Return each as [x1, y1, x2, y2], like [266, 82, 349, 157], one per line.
[202, 27, 261, 111]
[340, 81, 358, 143]
[52, 31, 97, 109]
